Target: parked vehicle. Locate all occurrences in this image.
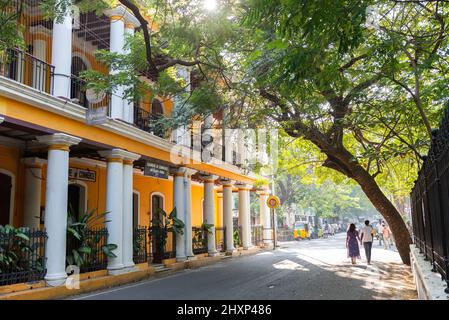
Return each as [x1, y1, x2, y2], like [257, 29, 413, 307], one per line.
[293, 221, 311, 240]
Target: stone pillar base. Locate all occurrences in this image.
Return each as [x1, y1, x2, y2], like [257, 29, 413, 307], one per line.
[45, 273, 68, 287]
[187, 256, 197, 261]
[124, 265, 138, 273]
[176, 257, 187, 262]
[208, 251, 219, 257]
[107, 264, 126, 275]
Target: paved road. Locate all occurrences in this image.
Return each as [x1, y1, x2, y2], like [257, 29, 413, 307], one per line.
[72, 233, 417, 300]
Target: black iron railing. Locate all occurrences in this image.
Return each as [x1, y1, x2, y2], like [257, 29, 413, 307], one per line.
[215, 227, 226, 252]
[76, 227, 109, 273]
[251, 225, 263, 247]
[411, 106, 449, 293]
[0, 48, 54, 94]
[134, 106, 165, 138]
[190, 131, 242, 167]
[133, 226, 148, 264]
[70, 75, 110, 110]
[149, 226, 176, 263]
[0, 227, 47, 286]
[192, 227, 208, 254]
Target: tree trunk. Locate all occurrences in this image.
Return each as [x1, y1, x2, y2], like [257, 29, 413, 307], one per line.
[333, 149, 412, 265]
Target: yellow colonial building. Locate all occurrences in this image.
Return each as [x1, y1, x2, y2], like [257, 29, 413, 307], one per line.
[0, 1, 272, 287]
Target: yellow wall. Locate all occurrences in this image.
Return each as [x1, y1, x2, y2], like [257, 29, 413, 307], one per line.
[134, 174, 174, 226]
[191, 184, 204, 227]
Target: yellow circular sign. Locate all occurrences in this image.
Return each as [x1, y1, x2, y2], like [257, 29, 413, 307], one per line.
[266, 195, 281, 209]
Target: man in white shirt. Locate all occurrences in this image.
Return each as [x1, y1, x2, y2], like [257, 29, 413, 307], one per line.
[360, 220, 374, 265]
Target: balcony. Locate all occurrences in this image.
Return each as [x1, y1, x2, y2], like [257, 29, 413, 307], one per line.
[189, 131, 243, 167]
[133, 106, 166, 139]
[0, 50, 244, 169]
[0, 48, 54, 95]
[69, 75, 111, 110]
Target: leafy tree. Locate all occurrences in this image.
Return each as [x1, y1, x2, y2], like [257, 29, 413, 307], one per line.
[4, 0, 447, 265]
[232, 0, 449, 264]
[0, 0, 26, 50]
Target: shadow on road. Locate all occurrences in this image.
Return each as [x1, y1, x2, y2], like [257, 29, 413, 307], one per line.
[72, 234, 417, 300]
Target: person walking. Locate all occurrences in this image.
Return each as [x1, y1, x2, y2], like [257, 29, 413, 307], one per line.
[377, 220, 383, 246]
[381, 223, 392, 249]
[346, 223, 361, 265]
[360, 220, 374, 265]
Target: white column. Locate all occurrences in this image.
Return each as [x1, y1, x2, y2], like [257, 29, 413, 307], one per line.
[172, 167, 186, 261]
[222, 105, 233, 164]
[220, 181, 235, 253]
[104, 6, 140, 121]
[122, 152, 140, 270]
[37, 133, 81, 286]
[238, 183, 251, 249]
[22, 158, 46, 229]
[51, 0, 72, 98]
[258, 188, 272, 244]
[98, 149, 128, 274]
[124, 23, 136, 123]
[109, 15, 125, 119]
[202, 174, 218, 256]
[184, 169, 196, 259]
[203, 115, 214, 157]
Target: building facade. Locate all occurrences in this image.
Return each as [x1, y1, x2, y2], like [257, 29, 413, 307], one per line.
[0, 1, 273, 287]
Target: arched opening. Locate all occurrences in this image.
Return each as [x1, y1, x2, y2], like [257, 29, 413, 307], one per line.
[133, 192, 139, 228]
[150, 99, 165, 138]
[150, 193, 166, 263]
[151, 193, 164, 225]
[0, 172, 13, 226]
[67, 183, 87, 222]
[70, 56, 88, 107]
[151, 99, 164, 117]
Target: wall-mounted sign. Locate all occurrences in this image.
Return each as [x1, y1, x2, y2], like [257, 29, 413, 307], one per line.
[144, 162, 169, 179]
[267, 195, 281, 209]
[69, 167, 96, 182]
[86, 106, 108, 125]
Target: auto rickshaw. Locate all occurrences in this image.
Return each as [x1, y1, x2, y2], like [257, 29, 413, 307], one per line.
[293, 221, 311, 240]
